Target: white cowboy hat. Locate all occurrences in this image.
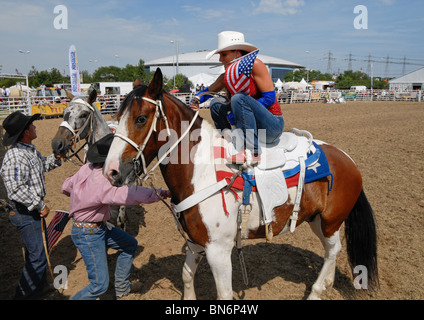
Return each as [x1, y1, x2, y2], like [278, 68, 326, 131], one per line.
[206, 31, 258, 60]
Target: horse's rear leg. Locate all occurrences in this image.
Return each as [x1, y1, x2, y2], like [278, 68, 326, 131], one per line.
[307, 215, 342, 300]
[182, 242, 204, 300]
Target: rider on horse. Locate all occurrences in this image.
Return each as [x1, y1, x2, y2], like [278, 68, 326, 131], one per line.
[190, 31, 285, 165]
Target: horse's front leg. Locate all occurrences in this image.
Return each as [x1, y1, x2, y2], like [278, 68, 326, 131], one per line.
[205, 241, 234, 300]
[182, 242, 205, 300]
[117, 206, 127, 230]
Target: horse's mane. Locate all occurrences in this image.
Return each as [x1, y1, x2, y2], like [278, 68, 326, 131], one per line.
[163, 91, 195, 113]
[117, 84, 148, 117]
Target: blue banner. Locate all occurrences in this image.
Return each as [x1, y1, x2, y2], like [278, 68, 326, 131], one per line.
[68, 45, 81, 96]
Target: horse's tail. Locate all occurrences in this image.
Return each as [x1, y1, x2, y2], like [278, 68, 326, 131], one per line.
[344, 189, 379, 291]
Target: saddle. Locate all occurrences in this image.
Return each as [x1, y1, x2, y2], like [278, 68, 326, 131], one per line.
[172, 127, 332, 238]
[215, 128, 332, 233]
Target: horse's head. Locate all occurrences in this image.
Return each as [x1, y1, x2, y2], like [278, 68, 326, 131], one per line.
[104, 69, 170, 186]
[51, 89, 98, 157]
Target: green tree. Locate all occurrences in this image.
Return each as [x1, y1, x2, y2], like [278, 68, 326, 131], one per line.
[90, 59, 153, 84]
[123, 59, 148, 82]
[165, 74, 192, 92]
[81, 70, 93, 84]
[284, 69, 333, 82]
[27, 67, 67, 88]
[0, 77, 18, 88]
[335, 70, 368, 89]
[92, 66, 122, 82]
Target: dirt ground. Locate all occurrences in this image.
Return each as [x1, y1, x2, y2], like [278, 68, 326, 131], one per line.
[0, 101, 423, 300]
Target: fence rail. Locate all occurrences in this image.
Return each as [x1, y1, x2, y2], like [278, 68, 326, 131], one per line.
[1, 89, 423, 119]
[276, 89, 424, 104]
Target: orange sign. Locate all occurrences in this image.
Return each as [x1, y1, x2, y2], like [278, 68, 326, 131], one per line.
[31, 102, 101, 116]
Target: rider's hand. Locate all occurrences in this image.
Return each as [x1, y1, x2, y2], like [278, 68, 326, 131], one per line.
[190, 101, 200, 111]
[40, 204, 50, 218]
[160, 189, 171, 199]
[190, 96, 200, 111]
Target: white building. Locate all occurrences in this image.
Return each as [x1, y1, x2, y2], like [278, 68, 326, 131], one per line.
[389, 67, 424, 90]
[145, 50, 304, 84]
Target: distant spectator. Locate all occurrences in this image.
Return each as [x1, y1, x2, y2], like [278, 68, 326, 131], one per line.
[2, 86, 10, 97]
[55, 85, 62, 97]
[40, 84, 46, 97]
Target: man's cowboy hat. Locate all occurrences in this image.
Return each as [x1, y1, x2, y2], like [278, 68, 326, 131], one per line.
[87, 133, 114, 164]
[206, 31, 258, 60]
[2, 111, 41, 146]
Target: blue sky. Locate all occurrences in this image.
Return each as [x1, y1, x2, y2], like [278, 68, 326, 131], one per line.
[1, 0, 423, 78]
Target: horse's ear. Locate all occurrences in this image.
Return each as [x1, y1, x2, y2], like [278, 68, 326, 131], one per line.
[147, 68, 163, 98]
[133, 78, 142, 88]
[65, 90, 74, 100]
[87, 88, 97, 105]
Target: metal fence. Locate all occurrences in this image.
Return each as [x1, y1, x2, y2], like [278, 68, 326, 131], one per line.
[277, 89, 424, 104]
[1, 89, 423, 119]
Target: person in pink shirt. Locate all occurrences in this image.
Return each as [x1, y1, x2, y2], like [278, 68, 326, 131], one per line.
[62, 133, 170, 300]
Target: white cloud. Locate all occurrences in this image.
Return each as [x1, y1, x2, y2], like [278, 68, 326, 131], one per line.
[253, 0, 305, 15]
[379, 0, 396, 5]
[1, 0, 422, 77]
[182, 5, 225, 19]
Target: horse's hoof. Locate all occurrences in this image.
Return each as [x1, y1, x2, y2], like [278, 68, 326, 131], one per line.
[307, 292, 322, 300]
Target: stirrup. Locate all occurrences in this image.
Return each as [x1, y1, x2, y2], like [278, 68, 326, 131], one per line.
[228, 149, 261, 165]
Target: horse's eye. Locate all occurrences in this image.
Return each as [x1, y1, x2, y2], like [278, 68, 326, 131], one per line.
[136, 115, 147, 125]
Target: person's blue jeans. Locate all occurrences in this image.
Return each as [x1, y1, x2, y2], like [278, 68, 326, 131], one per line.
[8, 204, 47, 299]
[210, 93, 284, 154]
[70, 223, 138, 300]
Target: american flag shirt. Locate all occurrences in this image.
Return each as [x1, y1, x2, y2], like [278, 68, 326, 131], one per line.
[224, 50, 259, 95]
[1, 142, 61, 211]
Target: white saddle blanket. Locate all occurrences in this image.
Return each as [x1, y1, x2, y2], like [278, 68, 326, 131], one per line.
[221, 128, 317, 224]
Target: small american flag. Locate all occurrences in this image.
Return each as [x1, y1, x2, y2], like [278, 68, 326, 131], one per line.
[46, 210, 70, 253]
[225, 50, 259, 95]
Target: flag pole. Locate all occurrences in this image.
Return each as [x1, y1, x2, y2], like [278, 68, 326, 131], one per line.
[41, 217, 54, 281]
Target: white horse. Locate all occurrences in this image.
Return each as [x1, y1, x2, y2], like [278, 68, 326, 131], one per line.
[51, 89, 129, 229]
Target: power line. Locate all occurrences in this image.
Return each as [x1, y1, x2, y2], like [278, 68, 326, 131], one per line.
[326, 51, 335, 74]
[366, 54, 372, 75]
[321, 52, 424, 76]
[347, 52, 353, 71]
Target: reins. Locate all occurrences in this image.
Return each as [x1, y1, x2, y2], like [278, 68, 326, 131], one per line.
[192, 91, 230, 105]
[113, 95, 204, 255]
[114, 96, 199, 183]
[65, 142, 87, 164]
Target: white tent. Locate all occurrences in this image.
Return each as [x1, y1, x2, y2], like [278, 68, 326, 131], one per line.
[389, 67, 424, 90]
[282, 81, 306, 90]
[300, 78, 313, 89]
[189, 73, 217, 88]
[8, 84, 36, 97]
[282, 78, 312, 90]
[274, 78, 283, 91]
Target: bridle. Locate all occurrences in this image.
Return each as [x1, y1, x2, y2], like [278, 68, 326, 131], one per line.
[114, 96, 199, 182]
[114, 96, 202, 256]
[59, 98, 96, 162]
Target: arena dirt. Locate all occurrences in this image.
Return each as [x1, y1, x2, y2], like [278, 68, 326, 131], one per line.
[0, 101, 423, 300]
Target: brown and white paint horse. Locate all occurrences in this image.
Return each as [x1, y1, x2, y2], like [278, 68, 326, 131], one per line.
[103, 69, 378, 300]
